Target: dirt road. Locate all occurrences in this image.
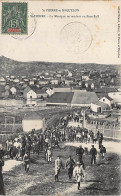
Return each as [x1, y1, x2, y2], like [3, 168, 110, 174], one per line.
[3, 141, 121, 195]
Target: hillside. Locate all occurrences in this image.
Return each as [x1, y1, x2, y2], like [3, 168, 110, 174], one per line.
[0, 56, 120, 76]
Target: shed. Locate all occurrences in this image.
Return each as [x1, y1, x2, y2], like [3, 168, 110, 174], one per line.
[91, 101, 110, 113]
[22, 113, 46, 132]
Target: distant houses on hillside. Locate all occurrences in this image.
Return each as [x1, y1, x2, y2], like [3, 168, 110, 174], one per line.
[0, 66, 120, 110]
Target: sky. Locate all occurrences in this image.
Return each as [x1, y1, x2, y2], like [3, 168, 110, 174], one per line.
[0, 1, 121, 64]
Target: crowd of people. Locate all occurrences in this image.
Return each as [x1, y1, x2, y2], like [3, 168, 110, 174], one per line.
[0, 111, 107, 193]
[54, 141, 106, 190]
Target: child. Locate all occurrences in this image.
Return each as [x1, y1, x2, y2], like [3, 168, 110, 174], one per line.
[46, 147, 52, 163]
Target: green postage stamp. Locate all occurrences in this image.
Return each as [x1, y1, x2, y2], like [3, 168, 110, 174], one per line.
[2, 2, 28, 34]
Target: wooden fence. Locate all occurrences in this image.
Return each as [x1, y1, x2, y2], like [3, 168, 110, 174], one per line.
[86, 123, 121, 140]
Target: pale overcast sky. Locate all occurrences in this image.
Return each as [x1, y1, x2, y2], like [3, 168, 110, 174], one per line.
[0, 1, 121, 64]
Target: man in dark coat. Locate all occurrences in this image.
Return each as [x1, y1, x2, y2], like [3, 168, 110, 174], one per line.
[76, 145, 84, 162]
[0, 155, 5, 195]
[90, 145, 97, 165]
[65, 156, 75, 179]
[23, 152, 30, 173]
[98, 133, 103, 149]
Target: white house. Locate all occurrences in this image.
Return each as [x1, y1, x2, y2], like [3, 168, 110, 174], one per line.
[46, 88, 54, 96]
[45, 72, 49, 76]
[14, 79, 19, 83]
[23, 86, 37, 99]
[91, 101, 109, 113]
[24, 78, 29, 82]
[39, 79, 49, 85]
[108, 92, 121, 104]
[10, 87, 17, 95]
[29, 80, 35, 85]
[82, 73, 90, 81]
[50, 79, 59, 85]
[56, 74, 62, 78]
[68, 71, 72, 77]
[99, 96, 113, 108]
[22, 113, 46, 132]
[10, 75, 15, 79]
[53, 87, 71, 92]
[0, 77, 6, 85]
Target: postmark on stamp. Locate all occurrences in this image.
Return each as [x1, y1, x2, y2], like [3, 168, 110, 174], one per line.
[2, 2, 28, 34]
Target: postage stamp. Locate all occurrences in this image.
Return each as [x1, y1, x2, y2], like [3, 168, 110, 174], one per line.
[2, 2, 28, 34]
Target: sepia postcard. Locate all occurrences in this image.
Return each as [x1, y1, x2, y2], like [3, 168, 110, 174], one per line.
[0, 0, 121, 195]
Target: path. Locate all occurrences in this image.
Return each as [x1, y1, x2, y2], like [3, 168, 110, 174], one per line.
[65, 140, 121, 154]
[3, 159, 22, 172]
[3, 140, 121, 195]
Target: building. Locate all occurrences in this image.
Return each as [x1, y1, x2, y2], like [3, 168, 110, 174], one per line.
[47, 91, 98, 107]
[46, 88, 54, 96]
[50, 79, 59, 85]
[47, 92, 74, 106]
[91, 101, 110, 113]
[22, 113, 46, 132]
[0, 77, 6, 85]
[37, 89, 48, 99]
[23, 86, 48, 99]
[53, 87, 71, 92]
[14, 79, 19, 83]
[29, 80, 35, 86]
[99, 96, 113, 108]
[0, 85, 5, 97]
[67, 71, 72, 77]
[108, 92, 121, 104]
[65, 78, 74, 85]
[23, 86, 37, 99]
[39, 79, 50, 85]
[10, 87, 17, 95]
[71, 91, 98, 107]
[82, 72, 90, 81]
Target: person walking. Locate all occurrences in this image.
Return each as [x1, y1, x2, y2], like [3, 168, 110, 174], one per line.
[55, 156, 63, 182]
[100, 145, 106, 159]
[0, 155, 5, 195]
[46, 147, 52, 163]
[76, 145, 84, 162]
[98, 133, 103, 149]
[73, 162, 85, 190]
[90, 145, 97, 165]
[23, 152, 30, 173]
[65, 156, 75, 179]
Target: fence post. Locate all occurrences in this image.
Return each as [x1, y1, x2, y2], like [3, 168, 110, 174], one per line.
[113, 123, 115, 139]
[103, 122, 105, 137]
